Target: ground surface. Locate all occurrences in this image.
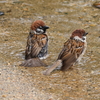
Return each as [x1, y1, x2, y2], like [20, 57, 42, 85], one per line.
[0, 0, 100, 100]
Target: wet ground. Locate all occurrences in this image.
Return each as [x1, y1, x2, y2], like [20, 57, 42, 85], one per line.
[0, 0, 100, 100]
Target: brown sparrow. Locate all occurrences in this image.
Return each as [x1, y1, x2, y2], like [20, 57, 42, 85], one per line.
[43, 29, 88, 75]
[20, 20, 49, 67]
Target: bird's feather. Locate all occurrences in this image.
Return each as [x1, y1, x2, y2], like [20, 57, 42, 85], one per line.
[25, 33, 48, 60]
[58, 39, 85, 71]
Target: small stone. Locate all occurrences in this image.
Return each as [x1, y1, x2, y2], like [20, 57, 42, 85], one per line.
[4, 39, 8, 41]
[0, 11, 4, 16]
[48, 99, 53, 100]
[7, 63, 11, 65]
[89, 24, 96, 27]
[64, 12, 68, 15]
[23, 8, 28, 11]
[6, 10, 11, 13]
[2, 95, 6, 98]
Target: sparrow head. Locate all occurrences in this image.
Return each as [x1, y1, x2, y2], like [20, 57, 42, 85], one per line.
[31, 20, 49, 34]
[70, 29, 88, 42]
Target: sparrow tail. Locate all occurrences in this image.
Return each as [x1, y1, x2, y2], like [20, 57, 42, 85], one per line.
[20, 58, 46, 67]
[43, 60, 62, 75]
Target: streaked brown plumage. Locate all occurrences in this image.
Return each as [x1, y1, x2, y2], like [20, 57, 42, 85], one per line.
[25, 32, 48, 60]
[43, 29, 88, 75]
[20, 20, 49, 67]
[58, 39, 84, 71]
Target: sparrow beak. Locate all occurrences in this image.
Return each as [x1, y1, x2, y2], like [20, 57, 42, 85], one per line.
[43, 26, 49, 29]
[83, 32, 88, 36]
[85, 32, 88, 36]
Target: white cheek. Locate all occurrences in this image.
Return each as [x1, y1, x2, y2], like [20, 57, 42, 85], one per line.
[74, 36, 86, 42]
[37, 28, 44, 33]
[82, 36, 86, 42]
[83, 36, 86, 39]
[74, 36, 82, 41]
[37, 28, 41, 31]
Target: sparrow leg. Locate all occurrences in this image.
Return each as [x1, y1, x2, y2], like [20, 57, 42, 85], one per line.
[43, 60, 62, 75]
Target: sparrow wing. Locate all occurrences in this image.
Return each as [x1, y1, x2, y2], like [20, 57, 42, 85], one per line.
[58, 39, 85, 71]
[25, 34, 48, 59]
[58, 39, 72, 60]
[38, 34, 48, 58]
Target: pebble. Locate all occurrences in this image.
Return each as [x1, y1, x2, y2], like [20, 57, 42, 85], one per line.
[2, 95, 6, 98]
[0, 11, 4, 16]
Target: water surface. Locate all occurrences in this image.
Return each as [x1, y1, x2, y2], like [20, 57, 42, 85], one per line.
[0, 0, 100, 100]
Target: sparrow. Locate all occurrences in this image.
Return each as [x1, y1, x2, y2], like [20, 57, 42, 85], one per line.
[43, 29, 88, 75]
[20, 20, 49, 67]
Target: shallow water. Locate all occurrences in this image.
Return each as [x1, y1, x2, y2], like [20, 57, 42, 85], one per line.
[0, 0, 100, 100]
